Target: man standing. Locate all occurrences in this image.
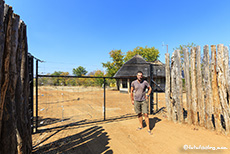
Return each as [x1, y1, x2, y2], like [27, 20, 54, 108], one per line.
[131, 71, 152, 134]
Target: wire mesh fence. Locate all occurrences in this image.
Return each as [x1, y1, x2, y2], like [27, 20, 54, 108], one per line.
[35, 76, 136, 131]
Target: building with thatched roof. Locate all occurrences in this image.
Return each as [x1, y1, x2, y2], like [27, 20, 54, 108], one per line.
[114, 55, 165, 93]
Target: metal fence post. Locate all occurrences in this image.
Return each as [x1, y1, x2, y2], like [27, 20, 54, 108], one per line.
[28, 55, 34, 133]
[103, 77, 106, 120]
[156, 69, 159, 112]
[150, 64, 154, 114]
[35, 59, 38, 132]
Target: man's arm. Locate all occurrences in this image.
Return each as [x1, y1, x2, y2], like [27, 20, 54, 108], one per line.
[146, 85, 152, 99]
[130, 87, 134, 105]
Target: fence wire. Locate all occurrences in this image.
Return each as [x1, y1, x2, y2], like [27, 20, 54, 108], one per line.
[35, 76, 136, 131]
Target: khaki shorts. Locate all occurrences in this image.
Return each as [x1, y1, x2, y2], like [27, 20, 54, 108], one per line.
[134, 100, 149, 114]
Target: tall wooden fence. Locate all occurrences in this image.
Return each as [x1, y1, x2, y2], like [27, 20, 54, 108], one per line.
[0, 1, 32, 153]
[165, 44, 230, 134]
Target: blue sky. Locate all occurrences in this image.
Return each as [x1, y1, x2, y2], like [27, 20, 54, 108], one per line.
[4, 0, 230, 75]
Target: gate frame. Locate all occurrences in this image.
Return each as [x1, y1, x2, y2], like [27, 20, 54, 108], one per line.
[33, 61, 164, 133]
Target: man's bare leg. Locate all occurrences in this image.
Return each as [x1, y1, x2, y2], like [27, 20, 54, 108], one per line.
[138, 113, 143, 128]
[144, 113, 150, 131]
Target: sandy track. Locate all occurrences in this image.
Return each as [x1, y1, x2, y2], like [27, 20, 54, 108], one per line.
[32, 88, 230, 153]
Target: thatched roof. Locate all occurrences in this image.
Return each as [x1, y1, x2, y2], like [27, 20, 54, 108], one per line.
[114, 55, 150, 77]
[150, 59, 165, 77]
[114, 55, 165, 78]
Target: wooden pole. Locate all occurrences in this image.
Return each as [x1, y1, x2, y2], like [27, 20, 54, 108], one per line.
[203, 45, 213, 130]
[190, 47, 198, 125]
[0, 5, 17, 154]
[183, 48, 192, 125]
[165, 53, 172, 120]
[15, 19, 24, 153]
[0, 0, 4, 140]
[217, 44, 230, 134]
[10, 13, 21, 152]
[223, 46, 230, 104]
[211, 45, 222, 132]
[0, 2, 32, 153]
[175, 50, 183, 123]
[21, 22, 32, 151]
[0, 0, 4, 89]
[171, 51, 177, 123]
[196, 46, 205, 126]
[223, 46, 230, 131]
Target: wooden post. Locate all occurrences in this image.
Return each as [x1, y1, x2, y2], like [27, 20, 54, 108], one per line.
[165, 53, 172, 120]
[223, 46, 230, 131]
[190, 47, 198, 125]
[217, 44, 230, 134]
[0, 0, 4, 140]
[120, 79, 123, 89]
[196, 46, 205, 126]
[15, 20, 24, 153]
[175, 50, 183, 123]
[0, 2, 32, 153]
[0, 0, 4, 89]
[211, 45, 222, 132]
[171, 51, 177, 123]
[223, 46, 230, 103]
[0, 5, 17, 154]
[183, 48, 192, 125]
[9, 13, 20, 152]
[21, 22, 32, 151]
[203, 45, 213, 130]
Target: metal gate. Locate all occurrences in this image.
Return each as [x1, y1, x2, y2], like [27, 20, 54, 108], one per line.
[150, 63, 165, 114]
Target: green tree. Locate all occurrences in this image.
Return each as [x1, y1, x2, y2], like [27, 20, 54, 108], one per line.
[60, 72, 70, 86]
[173, 42, 196, 64]
[102, 49, 124, 77]
[52, 71, 63, 76]
[124, 46, 159, 62]
[94, 70, 105, 86]
[51, 71, 63, 86]
[173, 43, 196, 91]
[73, 66, 88, 76]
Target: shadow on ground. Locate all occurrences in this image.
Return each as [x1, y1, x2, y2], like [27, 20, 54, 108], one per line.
[33, 126, 113, 154]
[33, 113, 162, 153]
[149, 117, 162, 130]
[37, 117, 70, 127]
[33, 114, 137, 152]
[35, 113, 137, 134]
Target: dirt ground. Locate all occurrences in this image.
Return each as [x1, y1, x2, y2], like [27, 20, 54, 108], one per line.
[32, 86, 230, 154]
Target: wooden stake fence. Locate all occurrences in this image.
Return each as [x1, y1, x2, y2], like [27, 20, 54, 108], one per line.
[165, 44, 230, 134]
[0, 1, 32, 153]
